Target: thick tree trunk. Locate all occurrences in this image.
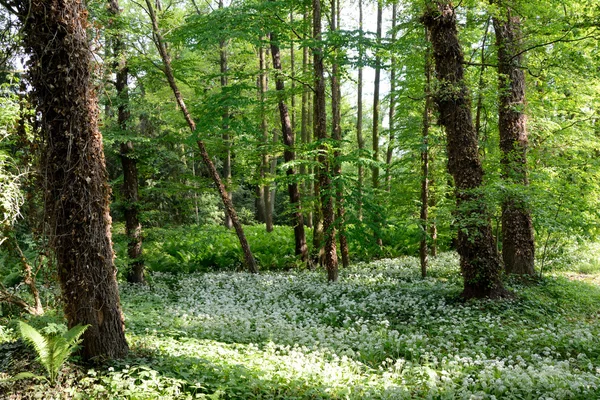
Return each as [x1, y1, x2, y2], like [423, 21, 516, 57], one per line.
[494, 8, 535, 276]
[18, 0, 129, 358]
[108, 0, 144, 284]
[269, 30, 308, 263]
[356, 0, 364, 221]
[145, 0, 258, 273]
[420, 27, 432, 278]
[219, 0, 233, 230]
[330, 0, 349, 268]
[313, 0, 338, 281]
[423, 3, 505, 299]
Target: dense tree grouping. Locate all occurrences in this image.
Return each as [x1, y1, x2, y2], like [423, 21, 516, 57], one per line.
[0, 0, 599, 361]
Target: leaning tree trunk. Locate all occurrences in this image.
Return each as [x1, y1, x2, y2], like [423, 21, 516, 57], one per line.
[17, 0, 128, 358]
[269, 30, 309, 263]
[108, 0, 144, 284]
[219, 0, 233, 230]
[145, 0, 258, 273]
[494, 7, 535, 276]
[313, 0, 338, 281]
[423, 2, 505, 299]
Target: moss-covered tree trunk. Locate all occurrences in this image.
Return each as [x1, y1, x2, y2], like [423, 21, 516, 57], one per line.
[494, 7, 535, 276]
[18, 0, 128, 358]
[423, 2, 505, 299]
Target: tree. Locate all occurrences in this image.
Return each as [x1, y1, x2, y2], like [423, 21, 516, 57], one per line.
[493, 5, 535, 276]
[269, 24, 308, 263]
[108, 0, 145, 284]
[143, 0, 258, 273]
[423, 2, 505, 299]
[313, 0, 338, 281]
[7, 0, 129, 358]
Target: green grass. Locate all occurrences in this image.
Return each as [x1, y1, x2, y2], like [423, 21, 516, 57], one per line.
[2, 252, 600, 399]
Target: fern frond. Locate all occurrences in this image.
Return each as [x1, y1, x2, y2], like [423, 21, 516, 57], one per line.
[18, 321, 49, 364]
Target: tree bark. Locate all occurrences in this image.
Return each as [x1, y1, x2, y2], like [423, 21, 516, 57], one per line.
[259, 43, 274, 233]
[372, 0, 383, 191]
[17, 0, 129, 358]
[420, 27, 433, 278]
[423, 2, 505, 299]
[494, 7, 535, 275]
[356, 0, 365, 221]
[300, 6, 312, 229]
[330, 0, 349, 268]
[108, 0, 145, 284]
[219, 0, 233, 230]
[313, 0, 338, 281]
[385, 3, 397, 192]
[145, 0, 258, 273]
[269, 30, 308, 263]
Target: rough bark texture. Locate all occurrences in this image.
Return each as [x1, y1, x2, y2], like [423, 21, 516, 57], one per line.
[18, 0, 129, 358]
[313, 0, 338, 281]
[145, 0, 258, 273]
[269, 31, 308, 263]
[494, 9, 535, 276]
[109, 0, 144, 284]
[423, 2, 505, 299]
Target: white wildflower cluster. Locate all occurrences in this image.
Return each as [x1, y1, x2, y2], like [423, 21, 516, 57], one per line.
[119, 254, 600, 399]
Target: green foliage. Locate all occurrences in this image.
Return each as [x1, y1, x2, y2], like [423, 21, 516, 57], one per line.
[17, 321, 88, 385]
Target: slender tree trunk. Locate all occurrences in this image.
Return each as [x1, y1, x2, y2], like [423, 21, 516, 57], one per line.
[356, 0, 365, 221]
[429, 159, 438, 257]
[300, 6, 312, 228]
[259, 43, 274, 232]
[219, 0, 233, 230]
[494, 7, 535, 275]
[372, 0, 383, 247]
[108, 0, 144, 284]
[420, 27, 433, 278]
[313, 0, 338, 280]
[385, 3, 397, 192]
[423, 2, 505, 299]
[145, 0, 258, 273]
[17, 0, 128, 358]
[330, 0, 349, 268]
[474, 17, 491, 142]
[269, 30, 308, 262]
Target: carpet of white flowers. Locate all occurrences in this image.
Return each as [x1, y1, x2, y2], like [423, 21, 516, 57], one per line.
[90, 253, 599, 399]
[3, 252, 600, 399]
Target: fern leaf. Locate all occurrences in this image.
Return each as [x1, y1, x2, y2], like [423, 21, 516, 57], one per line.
[18, 321, 49, 364]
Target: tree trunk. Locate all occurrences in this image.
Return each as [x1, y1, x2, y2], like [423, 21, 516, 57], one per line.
[494, 8, 535, 275]
[269, 30, 308, 263]
[474, 17, 491, 143]
[330, 0, 349, 268]
[108, 0, 144, 284]
[259, 43, 274, 233]
[300, 6, 312, 229]
[423, 2, 505, 299]
[372, 0, 383, 247]
[145, 0, 258, 273]
[18, 0, 129, 358]
[356, 0, 364, 221]
[420, 27, 432, 279]
[313, 0, 338, 281]
[385, 3, 397, 192]
[219, 0, 233, 230]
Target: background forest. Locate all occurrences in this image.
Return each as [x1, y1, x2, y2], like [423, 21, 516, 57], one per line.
[1, 0, 600, 398]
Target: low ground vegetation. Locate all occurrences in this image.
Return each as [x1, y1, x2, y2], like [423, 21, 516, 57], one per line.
[1, 250, 600, 399]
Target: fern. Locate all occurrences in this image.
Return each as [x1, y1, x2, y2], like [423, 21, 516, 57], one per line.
[18, 321, 89, 384]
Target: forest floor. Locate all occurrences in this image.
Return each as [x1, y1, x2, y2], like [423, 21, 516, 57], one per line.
[1, 252, 600, 399]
